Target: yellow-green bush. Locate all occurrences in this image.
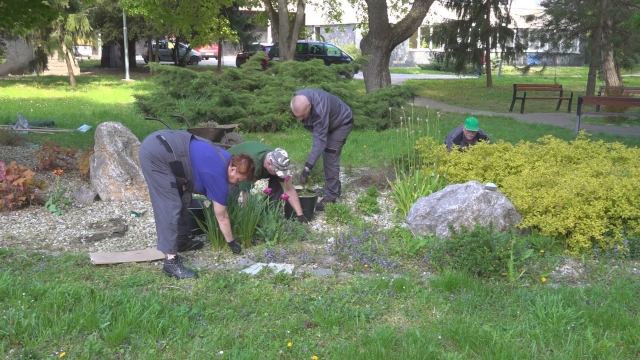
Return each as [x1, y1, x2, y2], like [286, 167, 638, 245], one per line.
[415, 133, 640, 254]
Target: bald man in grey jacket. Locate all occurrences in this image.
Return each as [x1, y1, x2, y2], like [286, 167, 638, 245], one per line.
[291, 88, 353, 211]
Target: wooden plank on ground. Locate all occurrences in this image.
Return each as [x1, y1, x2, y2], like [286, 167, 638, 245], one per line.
[89, 248, 165, 265]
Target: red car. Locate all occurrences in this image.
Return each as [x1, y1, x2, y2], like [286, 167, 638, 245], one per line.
[236, 43, 271, 69]
[195, 43, 218, 60]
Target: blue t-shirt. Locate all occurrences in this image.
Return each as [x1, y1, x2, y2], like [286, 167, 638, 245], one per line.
[189, 139, 231, 205]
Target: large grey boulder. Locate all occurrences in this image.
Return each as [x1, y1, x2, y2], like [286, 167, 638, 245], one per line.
[90, 122, 149, 202]
[407, 180, 521, 238]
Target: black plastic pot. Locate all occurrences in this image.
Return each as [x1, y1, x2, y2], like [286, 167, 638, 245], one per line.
[284, 194, 318, 221]
[187, 198, 206, 236]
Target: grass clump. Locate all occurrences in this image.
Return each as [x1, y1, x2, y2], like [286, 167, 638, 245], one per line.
[324, 202, 354, 225]
[429, 224, 534, 281]
[355, 186, 381, 216]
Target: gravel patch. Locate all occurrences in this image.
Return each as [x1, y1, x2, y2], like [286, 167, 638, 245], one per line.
[0, 145, 397, 258]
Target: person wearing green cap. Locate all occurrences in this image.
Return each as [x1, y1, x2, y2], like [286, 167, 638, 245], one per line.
[444, 117, 492, 152]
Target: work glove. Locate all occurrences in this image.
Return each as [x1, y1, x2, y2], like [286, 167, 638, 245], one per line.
[297, 214, 309, 223]
[300, 168, 310, 184]
[227, 238, 242, 254]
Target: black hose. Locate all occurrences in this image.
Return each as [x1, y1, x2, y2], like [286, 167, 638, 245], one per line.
[144, 116, 172, 130]
[171, 114, 192, 128]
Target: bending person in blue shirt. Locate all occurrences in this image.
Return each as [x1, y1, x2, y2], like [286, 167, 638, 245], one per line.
[139, 130, 255, 279]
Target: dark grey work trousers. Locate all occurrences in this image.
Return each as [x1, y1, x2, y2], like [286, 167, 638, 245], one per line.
[323, 121, 353, 201]
[139, 135, 192, 255]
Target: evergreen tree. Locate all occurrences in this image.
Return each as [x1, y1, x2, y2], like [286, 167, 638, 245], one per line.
[528, 0, 640, 94]
[431, 0, 525, 87]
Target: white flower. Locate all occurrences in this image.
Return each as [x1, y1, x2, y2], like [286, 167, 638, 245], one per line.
[203, 199, 212, 208]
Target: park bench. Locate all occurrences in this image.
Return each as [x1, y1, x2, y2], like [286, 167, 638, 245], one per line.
[574, 95, 640, 133]
[597, 86, 640, 96]
[509, 84, 574, 114]
[596, 86, 640, 111]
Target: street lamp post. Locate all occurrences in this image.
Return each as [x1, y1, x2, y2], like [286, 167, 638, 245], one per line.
[122, 10, 130, 80]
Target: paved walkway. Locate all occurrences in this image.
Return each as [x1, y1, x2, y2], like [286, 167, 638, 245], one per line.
[413, 97, 640, 138]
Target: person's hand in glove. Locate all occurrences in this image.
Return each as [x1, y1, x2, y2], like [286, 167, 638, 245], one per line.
[300, 167, 310, 184]
[297, 214, 309, 223]
[227, 238, 242, 254]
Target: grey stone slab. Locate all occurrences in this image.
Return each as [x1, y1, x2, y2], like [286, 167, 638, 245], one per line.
[311, 268, 334, 277]
[242, 262, 294, 275]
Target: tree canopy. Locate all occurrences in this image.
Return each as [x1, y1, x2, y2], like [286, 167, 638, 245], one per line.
[0, 0, 62, 36]
[120, 0, 236, 48]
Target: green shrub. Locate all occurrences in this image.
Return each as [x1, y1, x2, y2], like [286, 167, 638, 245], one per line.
[416, 133, 640, 254]
[136, 60, 418, 132]
[429, 225, 533, 280]
[384, 225, 434, 258]
[355, 192, 380, 216]
[325, 202, 353, 224]
[365, 185, 379, 198]
[418, 61, 474, 74]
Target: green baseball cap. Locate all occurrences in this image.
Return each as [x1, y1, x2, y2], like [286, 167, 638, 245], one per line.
[464, 117, 479, 131]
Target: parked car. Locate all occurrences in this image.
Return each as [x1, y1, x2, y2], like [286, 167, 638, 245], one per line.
[235, 43, 272, 69]
[142, 40, 202, 65]
[195, 43, 218, 60]
[267, 41, 357, 72]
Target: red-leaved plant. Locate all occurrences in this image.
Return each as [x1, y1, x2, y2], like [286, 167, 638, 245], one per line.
[0, 161, 47, 211]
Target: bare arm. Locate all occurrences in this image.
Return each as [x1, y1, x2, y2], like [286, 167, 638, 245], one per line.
[282, 180, 304, 216]
[213, 201, 234, 242]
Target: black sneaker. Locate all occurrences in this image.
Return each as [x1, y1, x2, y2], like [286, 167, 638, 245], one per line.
[177, 234, 204, 252]
[162, 255, 197, 279]
[315, 198, 335, 212]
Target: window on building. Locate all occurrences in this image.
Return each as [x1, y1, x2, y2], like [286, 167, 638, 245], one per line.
[410, 25, 437, 50]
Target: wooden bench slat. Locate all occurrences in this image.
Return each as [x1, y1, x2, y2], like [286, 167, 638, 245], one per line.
[598, 86, 640, 96]
[523, 97, 573, 100]
[510, 83, 573, 114]
[575, 95, 640, 134]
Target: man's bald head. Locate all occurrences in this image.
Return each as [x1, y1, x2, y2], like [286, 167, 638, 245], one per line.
[291, 95, 311, 120]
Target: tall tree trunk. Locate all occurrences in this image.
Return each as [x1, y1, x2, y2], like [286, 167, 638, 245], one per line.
[585, 6, 604, 95]
[217, 39, 223, 72]
[484, 0, 492, 87]
[277, 0, 292, 60]
[128, 38, 137, 69]
[360, 37, 392, 91]
[600, 0, 621, 86]
[361, 0, 435, 93]
[263, 0, 306, 62]
[147, 36, 155, 75]
[61, 41, 77, 87]
[601, 44, 620, 86]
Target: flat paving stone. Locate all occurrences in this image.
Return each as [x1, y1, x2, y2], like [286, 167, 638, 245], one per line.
[242, 262, 294, 275]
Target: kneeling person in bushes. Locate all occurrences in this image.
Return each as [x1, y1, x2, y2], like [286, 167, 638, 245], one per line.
[444, 117, 492, 152]
[227, 142, 309, 223]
